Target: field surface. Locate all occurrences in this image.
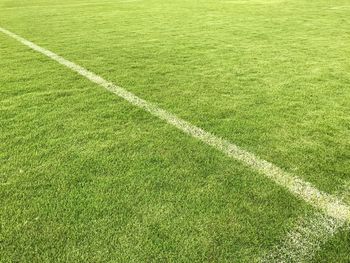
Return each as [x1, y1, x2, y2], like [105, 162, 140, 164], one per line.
[1, 0, 350, 262]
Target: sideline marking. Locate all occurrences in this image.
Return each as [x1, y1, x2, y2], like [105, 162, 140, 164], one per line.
[1, 26, 349, 222]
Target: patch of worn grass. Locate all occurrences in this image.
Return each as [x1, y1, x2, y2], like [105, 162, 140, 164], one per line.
[312, 224, 350, 263]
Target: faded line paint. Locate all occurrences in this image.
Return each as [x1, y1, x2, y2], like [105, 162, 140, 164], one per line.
[261, 212, 347, 263]
[263, 187, 350, 262]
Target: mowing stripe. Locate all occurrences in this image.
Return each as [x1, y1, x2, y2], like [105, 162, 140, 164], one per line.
[330, 5, 350, 10]
[1, 26, 350, 222]
[0, 1, 140, 10]
[261, 212, 346, 263]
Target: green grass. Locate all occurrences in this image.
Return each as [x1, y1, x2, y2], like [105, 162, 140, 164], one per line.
[1, 0, 350, 262]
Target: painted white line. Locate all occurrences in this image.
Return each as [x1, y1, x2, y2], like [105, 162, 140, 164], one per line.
[261, 212, 346, 263]
[1, 26, 349, 222]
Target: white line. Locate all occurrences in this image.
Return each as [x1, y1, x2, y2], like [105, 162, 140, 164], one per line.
[1, 26, 350, 222]
[261, 212, 346, 263]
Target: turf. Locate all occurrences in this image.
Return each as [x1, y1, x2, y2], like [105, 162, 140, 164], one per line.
[1, 0, 350, 262]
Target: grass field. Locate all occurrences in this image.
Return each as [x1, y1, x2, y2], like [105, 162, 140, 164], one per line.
[1, 0, 350, 262]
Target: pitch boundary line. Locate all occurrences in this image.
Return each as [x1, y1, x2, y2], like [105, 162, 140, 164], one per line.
[1, 26, 349, 222]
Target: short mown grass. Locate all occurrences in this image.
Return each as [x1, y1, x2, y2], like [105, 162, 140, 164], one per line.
[1, 0, 350, 261]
